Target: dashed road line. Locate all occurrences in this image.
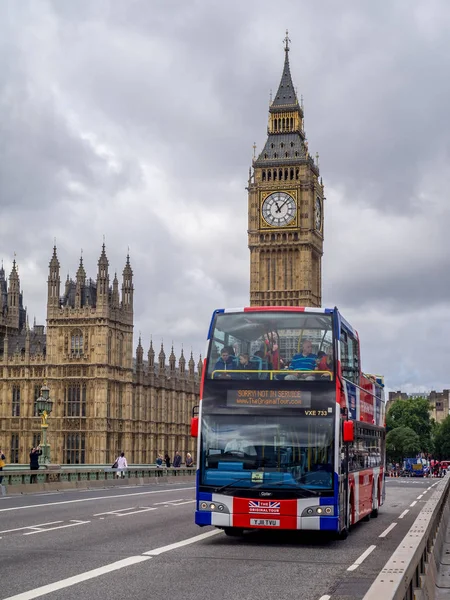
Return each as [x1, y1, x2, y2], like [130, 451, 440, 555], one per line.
[399, 509, 409, 519]
[3, 530, 222, 599]
[0, 521, 63, 535]
[0, 486, 195, 513]
[379, 523, 397, 538]
[347, 545, 376, 571]
[318, 596, 331, 600]
[410, 500, 417, 507]
[23, 520, 90, 535]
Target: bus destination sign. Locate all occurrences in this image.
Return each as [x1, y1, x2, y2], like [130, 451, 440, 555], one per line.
[227, 389, 311, 408]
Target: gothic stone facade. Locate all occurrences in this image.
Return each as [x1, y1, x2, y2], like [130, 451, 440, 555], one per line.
[0, 247, 200, 465]
[248, 36, 324, 307]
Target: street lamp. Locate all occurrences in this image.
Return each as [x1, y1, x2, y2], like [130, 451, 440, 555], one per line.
[35, 383, 54, 466]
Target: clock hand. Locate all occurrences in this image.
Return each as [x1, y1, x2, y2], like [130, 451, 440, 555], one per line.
[274, 202, 281, 213]
[278, 198, 290, 211]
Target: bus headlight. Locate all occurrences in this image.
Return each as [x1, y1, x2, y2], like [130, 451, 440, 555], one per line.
[200, 502, 208, 510]
[210, 503, 216, 510]
[302, 506, 334, 516]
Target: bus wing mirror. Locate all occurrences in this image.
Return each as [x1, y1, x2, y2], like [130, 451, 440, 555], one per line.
[343, 420, 354, 443]
[191, 416, 199, 438]
[191, 405, 199, 438]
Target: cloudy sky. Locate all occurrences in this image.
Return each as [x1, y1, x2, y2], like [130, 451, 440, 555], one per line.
[1, 0, 449, 393]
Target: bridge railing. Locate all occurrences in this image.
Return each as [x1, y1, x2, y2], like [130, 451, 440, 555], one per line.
[364, 474, 450, 600]
[0, 467, 195, 492]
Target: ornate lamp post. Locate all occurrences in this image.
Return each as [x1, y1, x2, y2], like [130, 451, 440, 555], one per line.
[35, 384, 54, 466]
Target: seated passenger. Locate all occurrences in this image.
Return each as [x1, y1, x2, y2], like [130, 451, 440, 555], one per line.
[317, 347, 333, 374]
[235, 353, 258, 379]
[289, 339, 317, 372]
[213, 349, 236, 378]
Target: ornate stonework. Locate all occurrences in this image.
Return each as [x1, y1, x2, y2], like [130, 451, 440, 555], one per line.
[0, 246, 200, 465]
[248, 34, 324, 307]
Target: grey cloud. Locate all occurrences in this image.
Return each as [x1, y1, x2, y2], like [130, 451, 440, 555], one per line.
[1, 0, 450, 391]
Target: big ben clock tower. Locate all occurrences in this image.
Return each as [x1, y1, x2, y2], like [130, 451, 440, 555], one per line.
[248, 33, 324, 307]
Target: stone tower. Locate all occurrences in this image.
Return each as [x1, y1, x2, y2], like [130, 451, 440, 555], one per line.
[248, 33, 324, 307]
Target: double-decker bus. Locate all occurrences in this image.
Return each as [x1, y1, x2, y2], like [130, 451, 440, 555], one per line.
[192, 307, 386, 539]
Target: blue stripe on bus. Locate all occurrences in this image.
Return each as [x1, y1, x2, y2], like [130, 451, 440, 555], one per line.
[195, 511, 212, 526]
[319, 516, 339, 531]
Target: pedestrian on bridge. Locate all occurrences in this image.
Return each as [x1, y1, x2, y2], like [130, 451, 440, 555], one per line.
[29, 446, 42, 483]
[115, 452, 128, 478]
[0, 447, 6, 484]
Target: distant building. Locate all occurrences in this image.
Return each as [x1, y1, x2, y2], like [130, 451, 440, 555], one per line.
[0, 246, 200, 465]
[387, 390, 450, 424]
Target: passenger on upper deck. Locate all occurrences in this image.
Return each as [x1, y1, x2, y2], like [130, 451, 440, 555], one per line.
[235, 353, 258, 380]
[317, 347, 333, 373]
[213, 348, 236, 378]
[289, 339, 317, 372]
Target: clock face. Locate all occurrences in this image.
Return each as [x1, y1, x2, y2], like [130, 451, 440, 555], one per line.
[315, 197, 322, 231]
[262, 192, 296, 227]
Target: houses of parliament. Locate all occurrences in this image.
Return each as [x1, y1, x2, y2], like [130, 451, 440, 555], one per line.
[0, 35, 324, 465]
[0, 248, 201, 465]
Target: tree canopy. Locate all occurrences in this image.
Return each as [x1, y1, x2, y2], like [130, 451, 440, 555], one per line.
[386, 397, 432, 453]
[433, 416, 450, 459]
[386, 426, 421, 463]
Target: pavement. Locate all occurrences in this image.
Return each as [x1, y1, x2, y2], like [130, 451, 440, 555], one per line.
[0, 477, 440, 600]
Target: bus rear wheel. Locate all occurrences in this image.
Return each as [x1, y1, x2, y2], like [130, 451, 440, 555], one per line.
[223, 527, 244, 537]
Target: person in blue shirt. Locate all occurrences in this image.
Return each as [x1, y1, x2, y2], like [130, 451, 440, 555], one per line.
[289, 339, 317, 372]
[213, 348, 236, 378]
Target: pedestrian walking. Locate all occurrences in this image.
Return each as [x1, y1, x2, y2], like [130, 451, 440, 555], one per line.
[0, 447, 6, 484]
[114, 452, 128, 478]
[29, 446, 42, 483]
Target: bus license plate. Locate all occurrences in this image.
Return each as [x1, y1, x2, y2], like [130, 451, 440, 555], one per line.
[250, 518, 280, 527]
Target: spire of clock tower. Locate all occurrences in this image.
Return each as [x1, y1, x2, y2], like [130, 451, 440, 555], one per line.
[248, 34, 324, 308]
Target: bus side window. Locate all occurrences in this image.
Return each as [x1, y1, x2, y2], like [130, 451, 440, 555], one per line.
[340, 328, 360, 384]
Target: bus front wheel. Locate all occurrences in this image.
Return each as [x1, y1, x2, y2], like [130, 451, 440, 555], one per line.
[223, 527, 244, 537]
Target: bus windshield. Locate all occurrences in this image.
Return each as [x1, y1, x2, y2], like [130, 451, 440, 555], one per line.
[200, 412, 334, 493]
[207, 311, 334, 381]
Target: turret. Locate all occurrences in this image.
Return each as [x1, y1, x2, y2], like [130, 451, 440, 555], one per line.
[158, 342, 166, 372]
[148, 339, 155, 371]
[47, 246, 61, 316]
[7, 259, 20, 329]
[197, 355, 203, 379]
[188, 351, 195, 377]
[112, 273, 120, 308]
[179, 348, 186, 375]
[136, 336, 143, 371]
[169, 345, 176, 372]
[121, 254, 134, 313]
[96, 243, 109, 310]
[75, 256, 86, 309]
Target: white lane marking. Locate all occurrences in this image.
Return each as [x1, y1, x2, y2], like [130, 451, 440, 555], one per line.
[399, 509, 409, 519]
[1, 556, 151, 600]
[0, 521, 63, 535]
[93, 507, 138, 516]
[318, 596, 331, 600]
[24, 520, 90, 535]
[0, 486, 195, 513]
[347, 545, 376, 571]
[417, 494, 423, 499]
[153, 499, 185, 505]
[3, 529, 222, 599]
[410, 500, 417, 507]
[379, 523, 397, 538]
[143, 529, 222, 555]
[170, 500, 196, 506]
[117, 508, 157, 516]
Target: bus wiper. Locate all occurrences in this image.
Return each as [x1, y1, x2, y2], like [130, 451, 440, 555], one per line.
[215, 477, 250, 493]
[254, 480, 319, 496]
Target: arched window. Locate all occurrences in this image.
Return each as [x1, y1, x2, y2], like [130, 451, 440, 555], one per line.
[262, 170, 266, 181]
[71, 330, 83, 356]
